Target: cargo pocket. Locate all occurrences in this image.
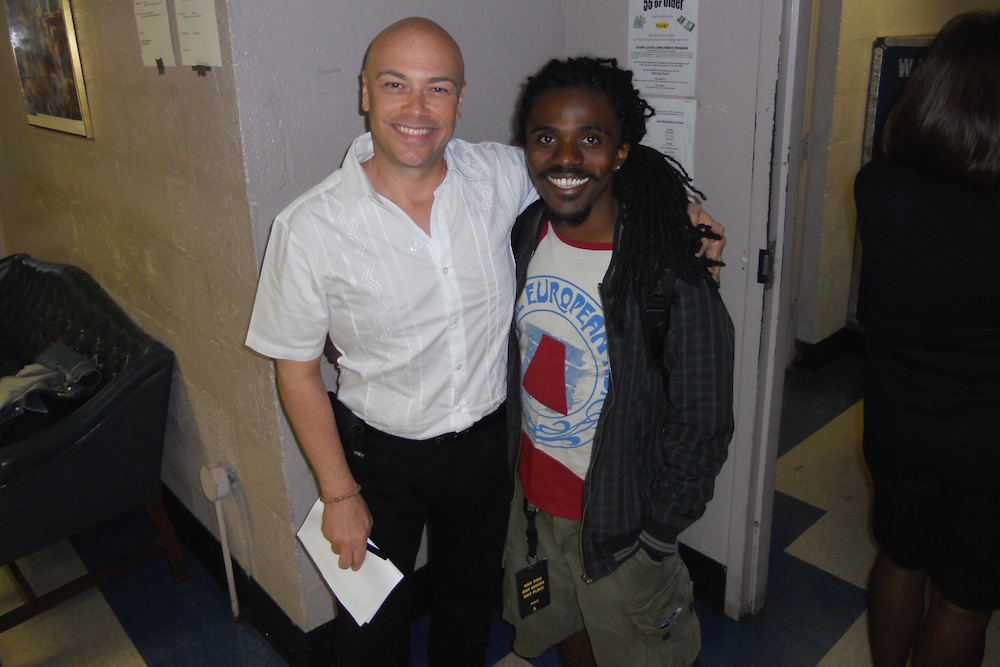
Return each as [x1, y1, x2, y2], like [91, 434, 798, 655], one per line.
[621, 550, 700, 666]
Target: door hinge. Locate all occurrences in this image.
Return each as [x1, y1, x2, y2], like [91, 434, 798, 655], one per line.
[756, 241, 776, 287]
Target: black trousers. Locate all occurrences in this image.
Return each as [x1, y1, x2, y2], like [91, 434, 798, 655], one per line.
[330, 396, 511, 667]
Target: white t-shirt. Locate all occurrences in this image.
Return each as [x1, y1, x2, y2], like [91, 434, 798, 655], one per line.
[515, 222, 612, 520]
[246, 133, 536, 439]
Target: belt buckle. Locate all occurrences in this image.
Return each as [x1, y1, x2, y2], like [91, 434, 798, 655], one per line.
[433, 429, 462, 444]
[432, 405, 501, 444]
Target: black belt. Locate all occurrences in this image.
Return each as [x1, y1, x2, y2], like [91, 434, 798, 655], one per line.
[365, 403, 506, 445]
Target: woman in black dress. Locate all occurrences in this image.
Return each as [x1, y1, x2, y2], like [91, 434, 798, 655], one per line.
[855, 10, 1000, 667]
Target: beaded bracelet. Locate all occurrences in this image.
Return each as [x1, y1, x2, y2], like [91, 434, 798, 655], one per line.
[320, 483, 362, 504]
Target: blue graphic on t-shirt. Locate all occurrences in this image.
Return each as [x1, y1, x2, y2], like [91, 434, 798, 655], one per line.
[518, 275, 609, 451]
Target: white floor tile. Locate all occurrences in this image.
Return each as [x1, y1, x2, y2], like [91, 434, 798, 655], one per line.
[777, 402, 876, 588]
[817, 612, 871, 667]
[0, 541, 146, 667]
[492, 652, 534, 666]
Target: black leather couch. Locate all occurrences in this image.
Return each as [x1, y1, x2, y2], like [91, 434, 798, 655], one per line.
[0, 253, 183, 632]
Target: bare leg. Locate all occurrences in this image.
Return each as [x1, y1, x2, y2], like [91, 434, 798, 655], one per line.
[911, 585, 992, 667]
[867, 551, 927, 667]
[557, 628, 598, 667]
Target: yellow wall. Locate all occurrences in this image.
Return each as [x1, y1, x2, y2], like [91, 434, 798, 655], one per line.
[0, 0, 577, 631]
[802, 0, 996, 343]
[0, 0, 304, 624]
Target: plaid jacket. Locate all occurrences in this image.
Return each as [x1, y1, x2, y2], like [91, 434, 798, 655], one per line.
[506, 201, 736, 582]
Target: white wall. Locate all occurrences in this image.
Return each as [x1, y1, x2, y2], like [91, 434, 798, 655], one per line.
[225, 0, 783, 623]
[230, 1, 568, 265]
[0, 0, 782, 630]
[226, 0, 567, 629]
[565, 1, 789, 618]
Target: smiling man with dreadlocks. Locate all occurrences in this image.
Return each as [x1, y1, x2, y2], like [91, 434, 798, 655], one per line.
[502, 56, 735, 667]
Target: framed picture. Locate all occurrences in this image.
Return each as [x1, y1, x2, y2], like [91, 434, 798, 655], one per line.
[3, 0, 93, 137]
[861, 36, 932, 165]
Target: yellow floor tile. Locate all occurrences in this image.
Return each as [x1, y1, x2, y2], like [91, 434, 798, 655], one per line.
[779, 400, 1000, 667]
[0, 541, 146, 667]
[492, 653, 533, 666]
[817, 612, 871, 667]
[777, 402, 875, 587]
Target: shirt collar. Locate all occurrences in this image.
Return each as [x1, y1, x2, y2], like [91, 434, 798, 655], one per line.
[340, 133, 491, 210]
[340, 133, 378, 210]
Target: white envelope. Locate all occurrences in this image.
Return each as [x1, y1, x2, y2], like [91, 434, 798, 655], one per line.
[297, 499, 403, 625]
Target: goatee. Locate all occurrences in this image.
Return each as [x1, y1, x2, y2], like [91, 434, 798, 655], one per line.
[543, 203, 591, 227]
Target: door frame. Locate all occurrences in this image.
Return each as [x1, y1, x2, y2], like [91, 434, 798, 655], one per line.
[723, 0, 816, 618]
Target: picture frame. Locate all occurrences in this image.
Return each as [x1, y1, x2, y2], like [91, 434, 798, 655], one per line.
[861, 36, 932, 165]
[3, 0, 93, 137]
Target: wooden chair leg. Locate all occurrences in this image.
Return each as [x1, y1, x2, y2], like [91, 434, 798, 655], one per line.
[0, 496, 186, 634]
[146, 496, 186, 582]
[0, 542, 163, 633]
[4, 562, 36, 605]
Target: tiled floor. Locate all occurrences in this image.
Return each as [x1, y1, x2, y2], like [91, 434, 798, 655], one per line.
[3, 352, 999, 666]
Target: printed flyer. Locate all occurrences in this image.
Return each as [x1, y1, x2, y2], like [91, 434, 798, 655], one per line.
[627, 0, 699, 97]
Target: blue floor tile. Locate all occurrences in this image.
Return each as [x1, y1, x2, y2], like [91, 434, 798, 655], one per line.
[696, 489, 867, 667]
[408, 613, 562, 666]
[770, 491, 827, 553]
[70, 509, 286, 667]
[779, 352, 864, 456]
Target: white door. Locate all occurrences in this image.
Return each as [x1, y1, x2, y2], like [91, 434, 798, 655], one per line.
[566, 0, 810, 618]
[674, 0, 807, 619]
[718, 0, 817, 617]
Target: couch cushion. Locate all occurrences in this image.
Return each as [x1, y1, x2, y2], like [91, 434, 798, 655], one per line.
[0, 395, 86, 446]
[0, 254, 166, 448]
[0, 342, 20, 378]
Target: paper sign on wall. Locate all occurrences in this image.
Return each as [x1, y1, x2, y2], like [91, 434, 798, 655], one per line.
[174, 0, 223, 67]
[627, 0, 699, 98]
[133, 0, 175, 67]
[628, 0, 699, 182]
[642, 97, 697, 181]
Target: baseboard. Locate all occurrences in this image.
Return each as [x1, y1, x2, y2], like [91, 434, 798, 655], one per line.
[163, 490, 334, 667]
[792, 328, 864, 373]
[679, 543, 727, 612]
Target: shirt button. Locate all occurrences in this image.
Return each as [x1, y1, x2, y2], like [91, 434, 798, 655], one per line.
[443, 267, 449, 274]
[409, 239, 423, 251]
[456, 363, 463, 370]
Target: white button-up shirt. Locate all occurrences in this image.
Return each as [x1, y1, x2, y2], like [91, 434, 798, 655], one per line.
[246, 133, 537, 439]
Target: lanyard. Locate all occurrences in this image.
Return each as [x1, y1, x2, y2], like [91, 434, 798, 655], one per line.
[524, 497, 540, 563]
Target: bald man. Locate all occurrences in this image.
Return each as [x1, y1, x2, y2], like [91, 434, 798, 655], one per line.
[247, 17, 723, 666]
[248, 17, 534, 665]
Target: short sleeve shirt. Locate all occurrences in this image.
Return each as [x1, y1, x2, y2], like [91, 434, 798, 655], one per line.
[246, 133, 537, 439]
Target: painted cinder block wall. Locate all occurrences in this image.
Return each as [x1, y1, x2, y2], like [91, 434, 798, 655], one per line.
[0, 0, 563, 631]
[228, 0, 565, 628]
[794, 0, 996, 345]
[0, 0, 302, 624]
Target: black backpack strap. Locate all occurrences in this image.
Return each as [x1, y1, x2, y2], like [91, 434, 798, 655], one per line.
[642, 266, 677, 369]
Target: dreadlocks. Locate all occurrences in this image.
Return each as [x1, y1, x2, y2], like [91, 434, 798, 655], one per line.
[515, 56, 717, 334]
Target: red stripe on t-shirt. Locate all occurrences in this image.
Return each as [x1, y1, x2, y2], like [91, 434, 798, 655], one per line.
[519, 431, 584, 520]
